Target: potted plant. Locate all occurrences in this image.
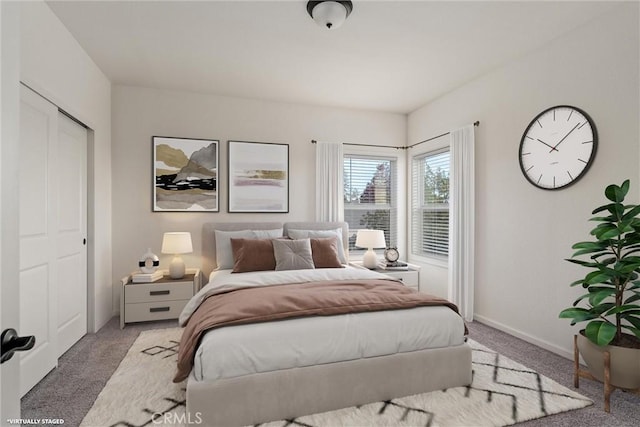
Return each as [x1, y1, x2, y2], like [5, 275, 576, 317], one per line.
[559, 179, 640, 390]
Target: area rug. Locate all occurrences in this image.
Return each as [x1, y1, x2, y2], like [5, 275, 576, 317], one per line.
[81, 328, 592, 427]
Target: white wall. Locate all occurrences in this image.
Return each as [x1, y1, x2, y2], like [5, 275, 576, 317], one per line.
[20, 1, 112, 332]
[407, 4, 639, 358]
[111, 85, 406, 312]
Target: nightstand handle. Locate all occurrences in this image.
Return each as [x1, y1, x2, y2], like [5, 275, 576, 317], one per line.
[150, 290, 170, 296]
[150, 307, 170, 313]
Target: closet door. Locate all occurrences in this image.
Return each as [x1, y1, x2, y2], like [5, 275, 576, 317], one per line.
[19, 86, 59, 396]
[56, 113, 87, 358]
[18, 86, 88, 395]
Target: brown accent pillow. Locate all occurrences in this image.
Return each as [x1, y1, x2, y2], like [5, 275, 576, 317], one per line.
[310, 237, 344, 268]
[230, 238, 276, 273]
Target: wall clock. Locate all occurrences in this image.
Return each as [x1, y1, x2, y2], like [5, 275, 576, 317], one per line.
[519, 105, 597, 190]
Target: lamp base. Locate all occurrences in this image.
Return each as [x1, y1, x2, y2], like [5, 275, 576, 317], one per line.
[362, 249, 378, 269]
[169, 256, 186, 279]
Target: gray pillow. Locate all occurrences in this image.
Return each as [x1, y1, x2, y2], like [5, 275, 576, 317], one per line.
[272, 238, 315, 271]
[287, 228, 347, 264]
[215, 228, 283, 269]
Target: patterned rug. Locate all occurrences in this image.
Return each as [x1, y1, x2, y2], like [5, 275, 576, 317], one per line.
[81, 328, 592, 427]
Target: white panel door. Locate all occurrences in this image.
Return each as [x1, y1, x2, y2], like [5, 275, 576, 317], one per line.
[56, 113, 87, 357]
[1, 1, 22, 419]
[19, 86, 58, 396]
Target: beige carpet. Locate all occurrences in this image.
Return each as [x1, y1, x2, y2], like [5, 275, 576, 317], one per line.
[81, 327, 592, 427]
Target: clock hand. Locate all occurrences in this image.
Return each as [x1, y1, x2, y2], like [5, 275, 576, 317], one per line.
[536, 138, 558, 152]
[550, 122, 580, 153]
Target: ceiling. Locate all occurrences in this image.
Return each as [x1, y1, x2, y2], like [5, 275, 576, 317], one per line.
[47, 1, 617, 114]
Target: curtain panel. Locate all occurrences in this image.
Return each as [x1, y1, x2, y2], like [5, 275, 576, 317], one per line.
[315, 141, 344, 222]
[448, 125, 475, 321]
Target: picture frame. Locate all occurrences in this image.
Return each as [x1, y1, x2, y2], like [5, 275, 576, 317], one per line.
[153, 136, 219, 212]
[227, 140, 289, 213]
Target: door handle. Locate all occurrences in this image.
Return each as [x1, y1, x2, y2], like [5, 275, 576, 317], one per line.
[1, 328, 36, 364]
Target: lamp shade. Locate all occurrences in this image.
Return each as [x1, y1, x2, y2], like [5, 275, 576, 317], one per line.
[161, 232, 193, 254]
[355, 229, 386, 249]
[307, 1, 353, 29]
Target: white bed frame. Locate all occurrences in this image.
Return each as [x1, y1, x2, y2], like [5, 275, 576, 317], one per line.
[187, 221, 472, 426]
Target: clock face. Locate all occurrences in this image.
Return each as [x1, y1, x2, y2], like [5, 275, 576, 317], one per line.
[519, 106, 597, 190]
[384, 247, 399, 262]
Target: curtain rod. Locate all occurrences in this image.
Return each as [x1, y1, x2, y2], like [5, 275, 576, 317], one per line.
[311, 120, 479, 150]
[310, 140, 405, 150]
[407, 121, 480, 149]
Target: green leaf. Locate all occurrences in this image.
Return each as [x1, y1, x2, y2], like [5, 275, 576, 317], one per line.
[590, 223, 615, 237]
[618, 310, 640, 317]
[605, 184, 619, 202]
[614, 261, 640, 275]
[572, 293, 590, 306]
[572, 248, 609, 257]
[621, 179, 630, 198]
[605, 304, 640, 315]
[585, 321, 617, 346]
[624, 294, 640, 304]
[600, 257, 617, 266]
[590, 216, 615, 222]
[624, 316, 640, 330]
[622, 204, 640, 221]
[591, 303, 615, 315]
[559, 307, 596, 323]
[572, 241, 607, 250]
[566, 259, 600, 268]
[627, 282, 640, 291]
[618, 222, 636, 234]
[585, 270, 612, 285]
[598, 227, 623, 240]
[592, 204, 617, 215]
[588, 289, 616, 306]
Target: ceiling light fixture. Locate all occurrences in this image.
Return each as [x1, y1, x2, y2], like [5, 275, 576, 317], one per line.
[306, 1, 353, 30]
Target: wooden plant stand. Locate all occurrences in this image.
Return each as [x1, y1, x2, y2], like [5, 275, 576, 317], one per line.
[574, 335, 640, 412]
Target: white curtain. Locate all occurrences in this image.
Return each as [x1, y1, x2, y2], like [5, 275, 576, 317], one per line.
[315, 141, 344, 221]
[448, 125, 475, 321]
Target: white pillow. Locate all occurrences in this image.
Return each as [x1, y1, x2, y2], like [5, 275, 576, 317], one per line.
[272, 239, 315, 271]
[214, 228, 283, 269]
[287, 228, 347, 264]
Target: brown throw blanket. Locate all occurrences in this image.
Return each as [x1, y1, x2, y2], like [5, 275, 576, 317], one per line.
[174, 279, 465, 382]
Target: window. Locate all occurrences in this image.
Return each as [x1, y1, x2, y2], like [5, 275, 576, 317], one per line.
[343, 155, 397, 252]
[412, 149, 450, 258]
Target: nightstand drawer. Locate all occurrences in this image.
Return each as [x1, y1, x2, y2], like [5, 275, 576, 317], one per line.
[125, 282, 193, 303]
[124, 300, 189, 323]
[382, 270, 419, 287]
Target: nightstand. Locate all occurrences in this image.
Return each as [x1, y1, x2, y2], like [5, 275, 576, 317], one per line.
[120, 269, 201, 329]
[350, 262, 420, 290]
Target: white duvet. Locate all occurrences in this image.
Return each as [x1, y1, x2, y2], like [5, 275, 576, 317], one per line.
[182, 267, 466, 382]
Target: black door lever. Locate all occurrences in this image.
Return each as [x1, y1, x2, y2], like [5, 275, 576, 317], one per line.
[1, 328, 35, 364]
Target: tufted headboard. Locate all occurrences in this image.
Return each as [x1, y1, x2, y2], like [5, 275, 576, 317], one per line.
[283, 221, 349, 257]
[201, 221, 350, 277]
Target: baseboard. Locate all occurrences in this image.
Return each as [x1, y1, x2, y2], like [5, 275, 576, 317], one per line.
[474, 314, 573, 361]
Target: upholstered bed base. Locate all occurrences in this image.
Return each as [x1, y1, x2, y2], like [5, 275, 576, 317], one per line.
[186, 342, 472, 426]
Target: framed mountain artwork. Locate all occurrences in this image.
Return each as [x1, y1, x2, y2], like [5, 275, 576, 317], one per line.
[153, 136, 219, 212]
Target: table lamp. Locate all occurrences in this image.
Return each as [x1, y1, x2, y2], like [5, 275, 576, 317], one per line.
[161, 232, 193, 279]
[355, 229, 386, 269]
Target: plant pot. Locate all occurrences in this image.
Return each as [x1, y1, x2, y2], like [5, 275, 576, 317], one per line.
[577, 331, 640, 390]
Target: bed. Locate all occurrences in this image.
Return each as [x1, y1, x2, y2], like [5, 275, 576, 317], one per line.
[178, 221, 472, 426]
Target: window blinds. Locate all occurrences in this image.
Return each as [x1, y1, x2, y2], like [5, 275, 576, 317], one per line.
[411, 149, 450, 258]
[343, 155, 397, 251]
